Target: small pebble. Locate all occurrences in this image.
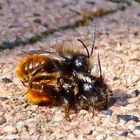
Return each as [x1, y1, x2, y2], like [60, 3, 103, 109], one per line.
[42, 134, 49, 140]
[125, 120, 137, 130]
[120, 115, 139, 122]
[133, 125, 140, 135]
[3, 125, 17, 134]
[53, 112, 64, 121]
[120, 131, 128, 137]
[77, 134, 84, 140]
[33, 19, 42, 24]
[109, 96, 117, 104]
[125, 104, 137, 110]
[16, 121, 27, 131]
[67, 133, 76, 140]
[0, 115, 6, 125]
[137, 13, 140, 17]
[117, 99, 128, 107]
[112, 76, 119, 80]
[1, 41, 14, 49]
[135, 125, 140, 130]
[131, 90, 140, 97]
[14, 36, 22, 44]
[127, 97, 139, 104]
[28, 126, 40, 135]
[96, 132, 107, 140]
[102, 109, 112, 116]
[0, 97, 8, 101]
[33, 12, 40, 16]
[2, 77, 12, 83]
[79, 123, 94, 135]
[42, 23, 49, 28]
[3, 135, 20, 139]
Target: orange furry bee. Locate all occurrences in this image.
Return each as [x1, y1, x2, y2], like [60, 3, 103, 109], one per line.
[16, 29, 109, 117]
[16, 54, 60, 105]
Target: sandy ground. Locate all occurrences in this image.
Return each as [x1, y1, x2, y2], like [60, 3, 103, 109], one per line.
[0, 0, 140, 139]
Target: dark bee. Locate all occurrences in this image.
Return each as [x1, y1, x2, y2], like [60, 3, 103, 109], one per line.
[57, 54, 108, 117]
[16, 30, 109, 118]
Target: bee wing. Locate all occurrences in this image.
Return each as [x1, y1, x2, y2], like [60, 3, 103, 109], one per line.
[18, 50, 64, 61]
[21, 50, 56, 55]
[90, 53, 102, 78]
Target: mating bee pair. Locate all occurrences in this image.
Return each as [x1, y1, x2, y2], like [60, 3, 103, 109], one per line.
[16, 38, 108, 118]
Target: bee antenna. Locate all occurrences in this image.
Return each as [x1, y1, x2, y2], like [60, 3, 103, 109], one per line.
[77, 39, 90, 58]
[97, 53, 102, 77]
[90, 20, 96, 56]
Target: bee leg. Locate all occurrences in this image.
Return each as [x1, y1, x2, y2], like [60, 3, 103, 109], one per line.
[21, 81, 28, 87]
[80, 94, 95, 115]
[64, 105, 71, 121]
[72, 96, 79, 114]
[63, 98, 71, 121]
[88, 105, 95, 117]
[80, 94, 89, 106]
[29, 80, 33, 88]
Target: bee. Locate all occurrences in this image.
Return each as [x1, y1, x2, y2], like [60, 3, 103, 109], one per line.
[16, 54, 61, 105]
[56, 54, 108, 117]
[16, 54, 58, 84]
[16, 30, 109, 118]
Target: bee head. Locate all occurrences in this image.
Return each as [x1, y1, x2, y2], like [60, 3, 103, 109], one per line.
[61, 54, 88, 73]
[73, 55, 88, 72]
[73, 38, 96, 73]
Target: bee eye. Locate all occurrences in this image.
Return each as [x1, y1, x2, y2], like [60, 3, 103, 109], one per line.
[82, 82, 96, 96]
[73, 56, 88, 72]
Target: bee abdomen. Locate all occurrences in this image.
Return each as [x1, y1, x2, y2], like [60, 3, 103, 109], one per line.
[16, 55, 55, 82]
[26, 89, 52, 105]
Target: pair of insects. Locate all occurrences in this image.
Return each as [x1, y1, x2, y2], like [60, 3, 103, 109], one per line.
[16, 36, 108, 118]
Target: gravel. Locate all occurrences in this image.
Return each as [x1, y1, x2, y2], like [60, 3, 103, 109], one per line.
[0, 115, 6, 125]
[119, 115, 139, 122]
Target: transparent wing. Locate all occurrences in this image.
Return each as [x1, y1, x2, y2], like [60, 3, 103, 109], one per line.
[21, 50, 56, 55]
[18, 49, 64, 61]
